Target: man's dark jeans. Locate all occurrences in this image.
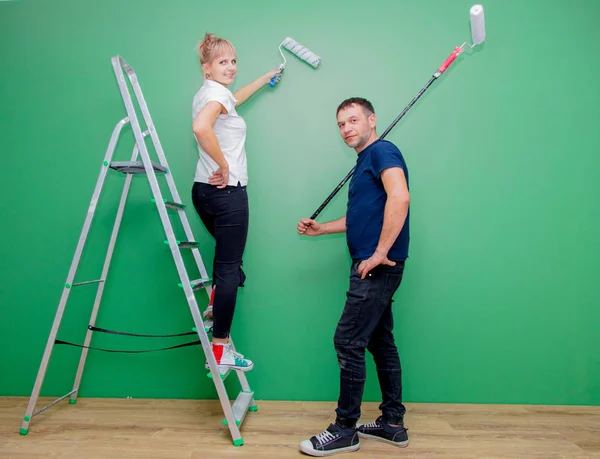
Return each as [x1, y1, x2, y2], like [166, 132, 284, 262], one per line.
[191, 181, 248, 339]
[334, 260, 406, 428]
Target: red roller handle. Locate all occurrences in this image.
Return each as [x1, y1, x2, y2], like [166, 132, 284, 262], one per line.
[438, 46, 463, 73]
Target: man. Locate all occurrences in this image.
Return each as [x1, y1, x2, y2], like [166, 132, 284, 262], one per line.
[297, 97, 411, 456]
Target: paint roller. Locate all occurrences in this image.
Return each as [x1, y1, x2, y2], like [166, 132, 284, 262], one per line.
[309, 4, 486, 220]
[269, 37, 321, 87]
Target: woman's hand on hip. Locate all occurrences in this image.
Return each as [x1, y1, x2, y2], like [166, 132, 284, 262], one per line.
[209, 165, 229, 189]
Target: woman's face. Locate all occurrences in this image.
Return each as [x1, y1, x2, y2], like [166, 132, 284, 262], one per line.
[204, 50, 237, 86]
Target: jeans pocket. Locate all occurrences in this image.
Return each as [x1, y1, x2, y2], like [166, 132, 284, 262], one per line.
[347, 273, 370, 301]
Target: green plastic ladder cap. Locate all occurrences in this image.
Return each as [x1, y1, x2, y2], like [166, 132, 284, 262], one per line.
[69, 399, 77, 405]
[192, 327, 197, 332]
[233, 438, 244, 447]
[24, 416, 31, 422]
[249, 405, 258, 412]
[19, 428, 29, 436]
[65, 283, 71, 289]
[103, 161, 109, 166]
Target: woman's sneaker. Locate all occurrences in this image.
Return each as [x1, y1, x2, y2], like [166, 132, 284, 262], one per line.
[299, 423, 359, 456]
[357, 416, 408, 447]
[203, 288, 215, 320]
[205, 342, 253, 372]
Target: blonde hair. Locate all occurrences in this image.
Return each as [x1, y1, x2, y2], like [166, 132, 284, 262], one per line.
[197, 32, 235, 66]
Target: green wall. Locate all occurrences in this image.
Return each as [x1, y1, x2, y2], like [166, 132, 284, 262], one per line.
[1, 0, 598, 406]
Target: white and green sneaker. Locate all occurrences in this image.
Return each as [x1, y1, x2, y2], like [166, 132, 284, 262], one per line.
[206, 342, 253, 372]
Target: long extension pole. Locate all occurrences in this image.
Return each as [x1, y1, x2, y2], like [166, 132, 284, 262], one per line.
[310, 46, 463, 220]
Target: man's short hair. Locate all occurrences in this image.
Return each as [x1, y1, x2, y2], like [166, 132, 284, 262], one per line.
[336, 97, 375, 117]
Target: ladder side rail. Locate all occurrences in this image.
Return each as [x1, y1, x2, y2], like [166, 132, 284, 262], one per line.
[20, 118, 129, 434]
[111, 57, 242, 440]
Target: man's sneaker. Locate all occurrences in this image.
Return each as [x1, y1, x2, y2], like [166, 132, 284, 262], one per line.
[299, 423, 359, 456]
[205, 342, 253, 372]
[357, 416, 408, 447]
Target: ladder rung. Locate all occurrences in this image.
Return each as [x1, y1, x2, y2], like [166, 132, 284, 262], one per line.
[151, 198, 186, 210]
[178, 278, 211, 291]
[72, 280, 104, 287]
[33, 389, 77, 417]
[164, 240, 200, 249]
[109, 161, 167, 174]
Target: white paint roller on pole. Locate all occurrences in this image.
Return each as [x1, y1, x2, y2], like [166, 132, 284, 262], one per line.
[269, 37, 322, 87]
[470, 5, 486, 45]
[310, 4, 487, 220]
[436, 4, 486, 74]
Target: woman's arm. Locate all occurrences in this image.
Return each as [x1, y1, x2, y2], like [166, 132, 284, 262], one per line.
[192, 101, 229, 188]
[233, 69, 281, 107]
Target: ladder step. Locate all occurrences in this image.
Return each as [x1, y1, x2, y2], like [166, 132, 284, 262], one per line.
[151, 198, 186, 210]
[109, 161, 167, 174]
[192, 321, 213, 334]
[178, 277, 211, 291]
[207, 367, 232, 381]
[177, 241, 200, 249]
[222, 391, 254, 427]
[164, 240, 200, 249]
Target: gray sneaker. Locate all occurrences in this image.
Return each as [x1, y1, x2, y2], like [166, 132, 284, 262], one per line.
[357, 416, 408, 447]
[299, 423, 360, 456]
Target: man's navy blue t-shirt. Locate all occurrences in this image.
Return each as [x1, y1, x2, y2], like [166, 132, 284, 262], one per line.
[346, 139, 409, 262]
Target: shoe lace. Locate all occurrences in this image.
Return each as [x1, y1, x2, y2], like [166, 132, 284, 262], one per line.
[315, 429, 336, 445]
[226, 344, 245, 360]
[364, 420, 381, 428]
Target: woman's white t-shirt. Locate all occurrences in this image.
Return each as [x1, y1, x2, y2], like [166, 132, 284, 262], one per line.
[192, 79, 248, 186]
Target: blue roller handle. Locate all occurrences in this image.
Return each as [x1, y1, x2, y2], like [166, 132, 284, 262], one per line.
[269, 73, 282, 87]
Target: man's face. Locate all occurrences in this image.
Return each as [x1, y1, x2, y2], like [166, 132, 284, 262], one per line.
[337, 104, 376, 150]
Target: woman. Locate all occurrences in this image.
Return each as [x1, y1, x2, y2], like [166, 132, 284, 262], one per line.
[191, 33, 280, 372]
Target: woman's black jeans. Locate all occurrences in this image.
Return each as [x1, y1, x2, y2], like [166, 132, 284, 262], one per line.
[191, 181, 248, 339]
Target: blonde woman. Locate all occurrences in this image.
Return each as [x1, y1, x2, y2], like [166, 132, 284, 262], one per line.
[191, 33, 280, 372]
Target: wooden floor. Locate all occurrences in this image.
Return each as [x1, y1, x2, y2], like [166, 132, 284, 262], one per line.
[1, 397, 599, 458]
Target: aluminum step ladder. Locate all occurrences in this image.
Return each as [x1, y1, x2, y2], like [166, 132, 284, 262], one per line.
[19, 55, 256, 446]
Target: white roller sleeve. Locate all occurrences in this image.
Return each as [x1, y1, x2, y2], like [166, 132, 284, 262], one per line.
[282, 37, 321, 68]
[470, 4, 486, 45]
